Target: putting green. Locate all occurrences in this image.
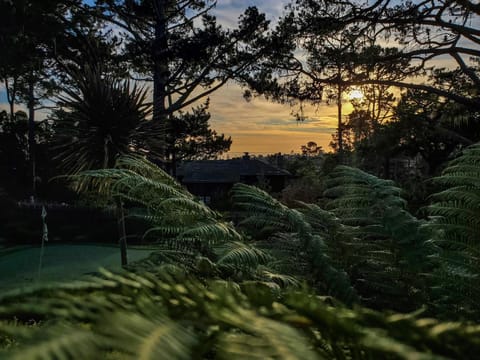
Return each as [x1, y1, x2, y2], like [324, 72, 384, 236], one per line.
[0, 244, 153, 291]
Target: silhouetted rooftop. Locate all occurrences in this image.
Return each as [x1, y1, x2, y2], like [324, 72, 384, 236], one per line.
[177, 158, 290, 183]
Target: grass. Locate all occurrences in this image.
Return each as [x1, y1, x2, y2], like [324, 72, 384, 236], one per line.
[0, 243, 153, 291]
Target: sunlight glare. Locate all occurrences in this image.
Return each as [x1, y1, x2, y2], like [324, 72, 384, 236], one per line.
[348, 89, 364, 101]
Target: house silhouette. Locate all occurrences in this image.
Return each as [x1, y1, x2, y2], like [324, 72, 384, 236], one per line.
[176, 157, 290, 206]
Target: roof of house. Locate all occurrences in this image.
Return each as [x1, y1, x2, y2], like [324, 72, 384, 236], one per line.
[177, 158, 291, 183]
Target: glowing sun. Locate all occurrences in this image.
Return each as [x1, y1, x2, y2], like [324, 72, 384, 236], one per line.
[348, 89, 364, 101]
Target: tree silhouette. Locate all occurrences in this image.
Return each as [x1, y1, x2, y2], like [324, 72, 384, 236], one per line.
[54, 65, 160, 265]
[294, 0, 480, 109]
[166, 101, 231, 175]
[0, 0, 83, 197]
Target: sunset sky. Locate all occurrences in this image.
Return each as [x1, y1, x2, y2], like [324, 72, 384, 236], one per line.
[208, 0, 339, 155]
[207, 82, 345, 155]
[0, 0, 372, 156]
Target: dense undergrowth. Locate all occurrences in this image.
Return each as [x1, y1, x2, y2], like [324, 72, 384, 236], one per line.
[1, 146, 479, 359]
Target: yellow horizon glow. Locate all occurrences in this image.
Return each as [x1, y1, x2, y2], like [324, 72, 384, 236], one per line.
[207, 83, 340, 155]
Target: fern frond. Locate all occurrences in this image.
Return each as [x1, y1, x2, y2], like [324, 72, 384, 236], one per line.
[231, 184, 358, 305]
[115, 155, 181, 189]
[323, 166, 431, 311]
[65, 155, 240, 262]
[425, 142, 480, 319]
[179, 222, 242, 244]
[2, 270, 480, 359]
[97, 312, 197, 360]
[216, 307, 319, 360]
[216, 241, 272, 268]
[5, 325, 98, 360]
[256, 267, 301, 288]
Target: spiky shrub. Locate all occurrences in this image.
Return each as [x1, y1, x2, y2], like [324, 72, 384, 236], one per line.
[425, 143, 480, 320]
[1, 269, 480, 359]
[53, 65, 162, 173]
[323, 166, 431, 312]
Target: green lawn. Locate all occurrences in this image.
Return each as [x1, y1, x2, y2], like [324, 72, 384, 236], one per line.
[0, 244, 153, 291]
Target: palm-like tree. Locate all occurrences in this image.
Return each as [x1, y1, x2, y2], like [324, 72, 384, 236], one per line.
[54, 65, 162, 172]
[53, 65, 163, 265]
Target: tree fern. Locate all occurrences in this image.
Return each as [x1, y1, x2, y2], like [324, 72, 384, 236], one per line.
[215, 306, 319, 360]
[323, 166, 431, 312]
[216, 241, 272, 269]
[296, 202, 353, 273]
[96, 313, 198, 360]
[4, 325, 98, 360]
[424, 143, 480, 320]
[1, 269, 480, 359]
[231, 183, 358, 305]
[69, 155, 241, 251]
[324, 166, 406, 226]
[254, 232, 309, 279]
[255, 267, 302, 288]
[69, 157, 294, 285]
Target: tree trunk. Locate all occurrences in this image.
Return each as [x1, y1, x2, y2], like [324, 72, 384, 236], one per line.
[27, 75, 36, 198]
[5, 78, 16, 120]
[107, 146, 128, 267]
[337, 83, 344, 163]
[116, 197, 128, 267]
[152, 0, 169, 169]
[384, 156, 390, 179]
[152, 0, 169, 123]
[171, 147, 177, 177]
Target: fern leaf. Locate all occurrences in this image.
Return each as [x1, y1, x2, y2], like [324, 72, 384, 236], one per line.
[97, 313, 197, 360]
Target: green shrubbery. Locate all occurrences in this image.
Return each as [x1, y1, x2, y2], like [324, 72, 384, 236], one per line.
[1, 146, 480, 358]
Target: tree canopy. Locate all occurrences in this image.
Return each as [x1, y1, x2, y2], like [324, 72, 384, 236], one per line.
[2, 1, 480, 358]
[90, 1, 273, 119]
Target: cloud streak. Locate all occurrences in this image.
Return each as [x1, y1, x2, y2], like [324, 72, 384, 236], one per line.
[207, 81, 340, 154]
